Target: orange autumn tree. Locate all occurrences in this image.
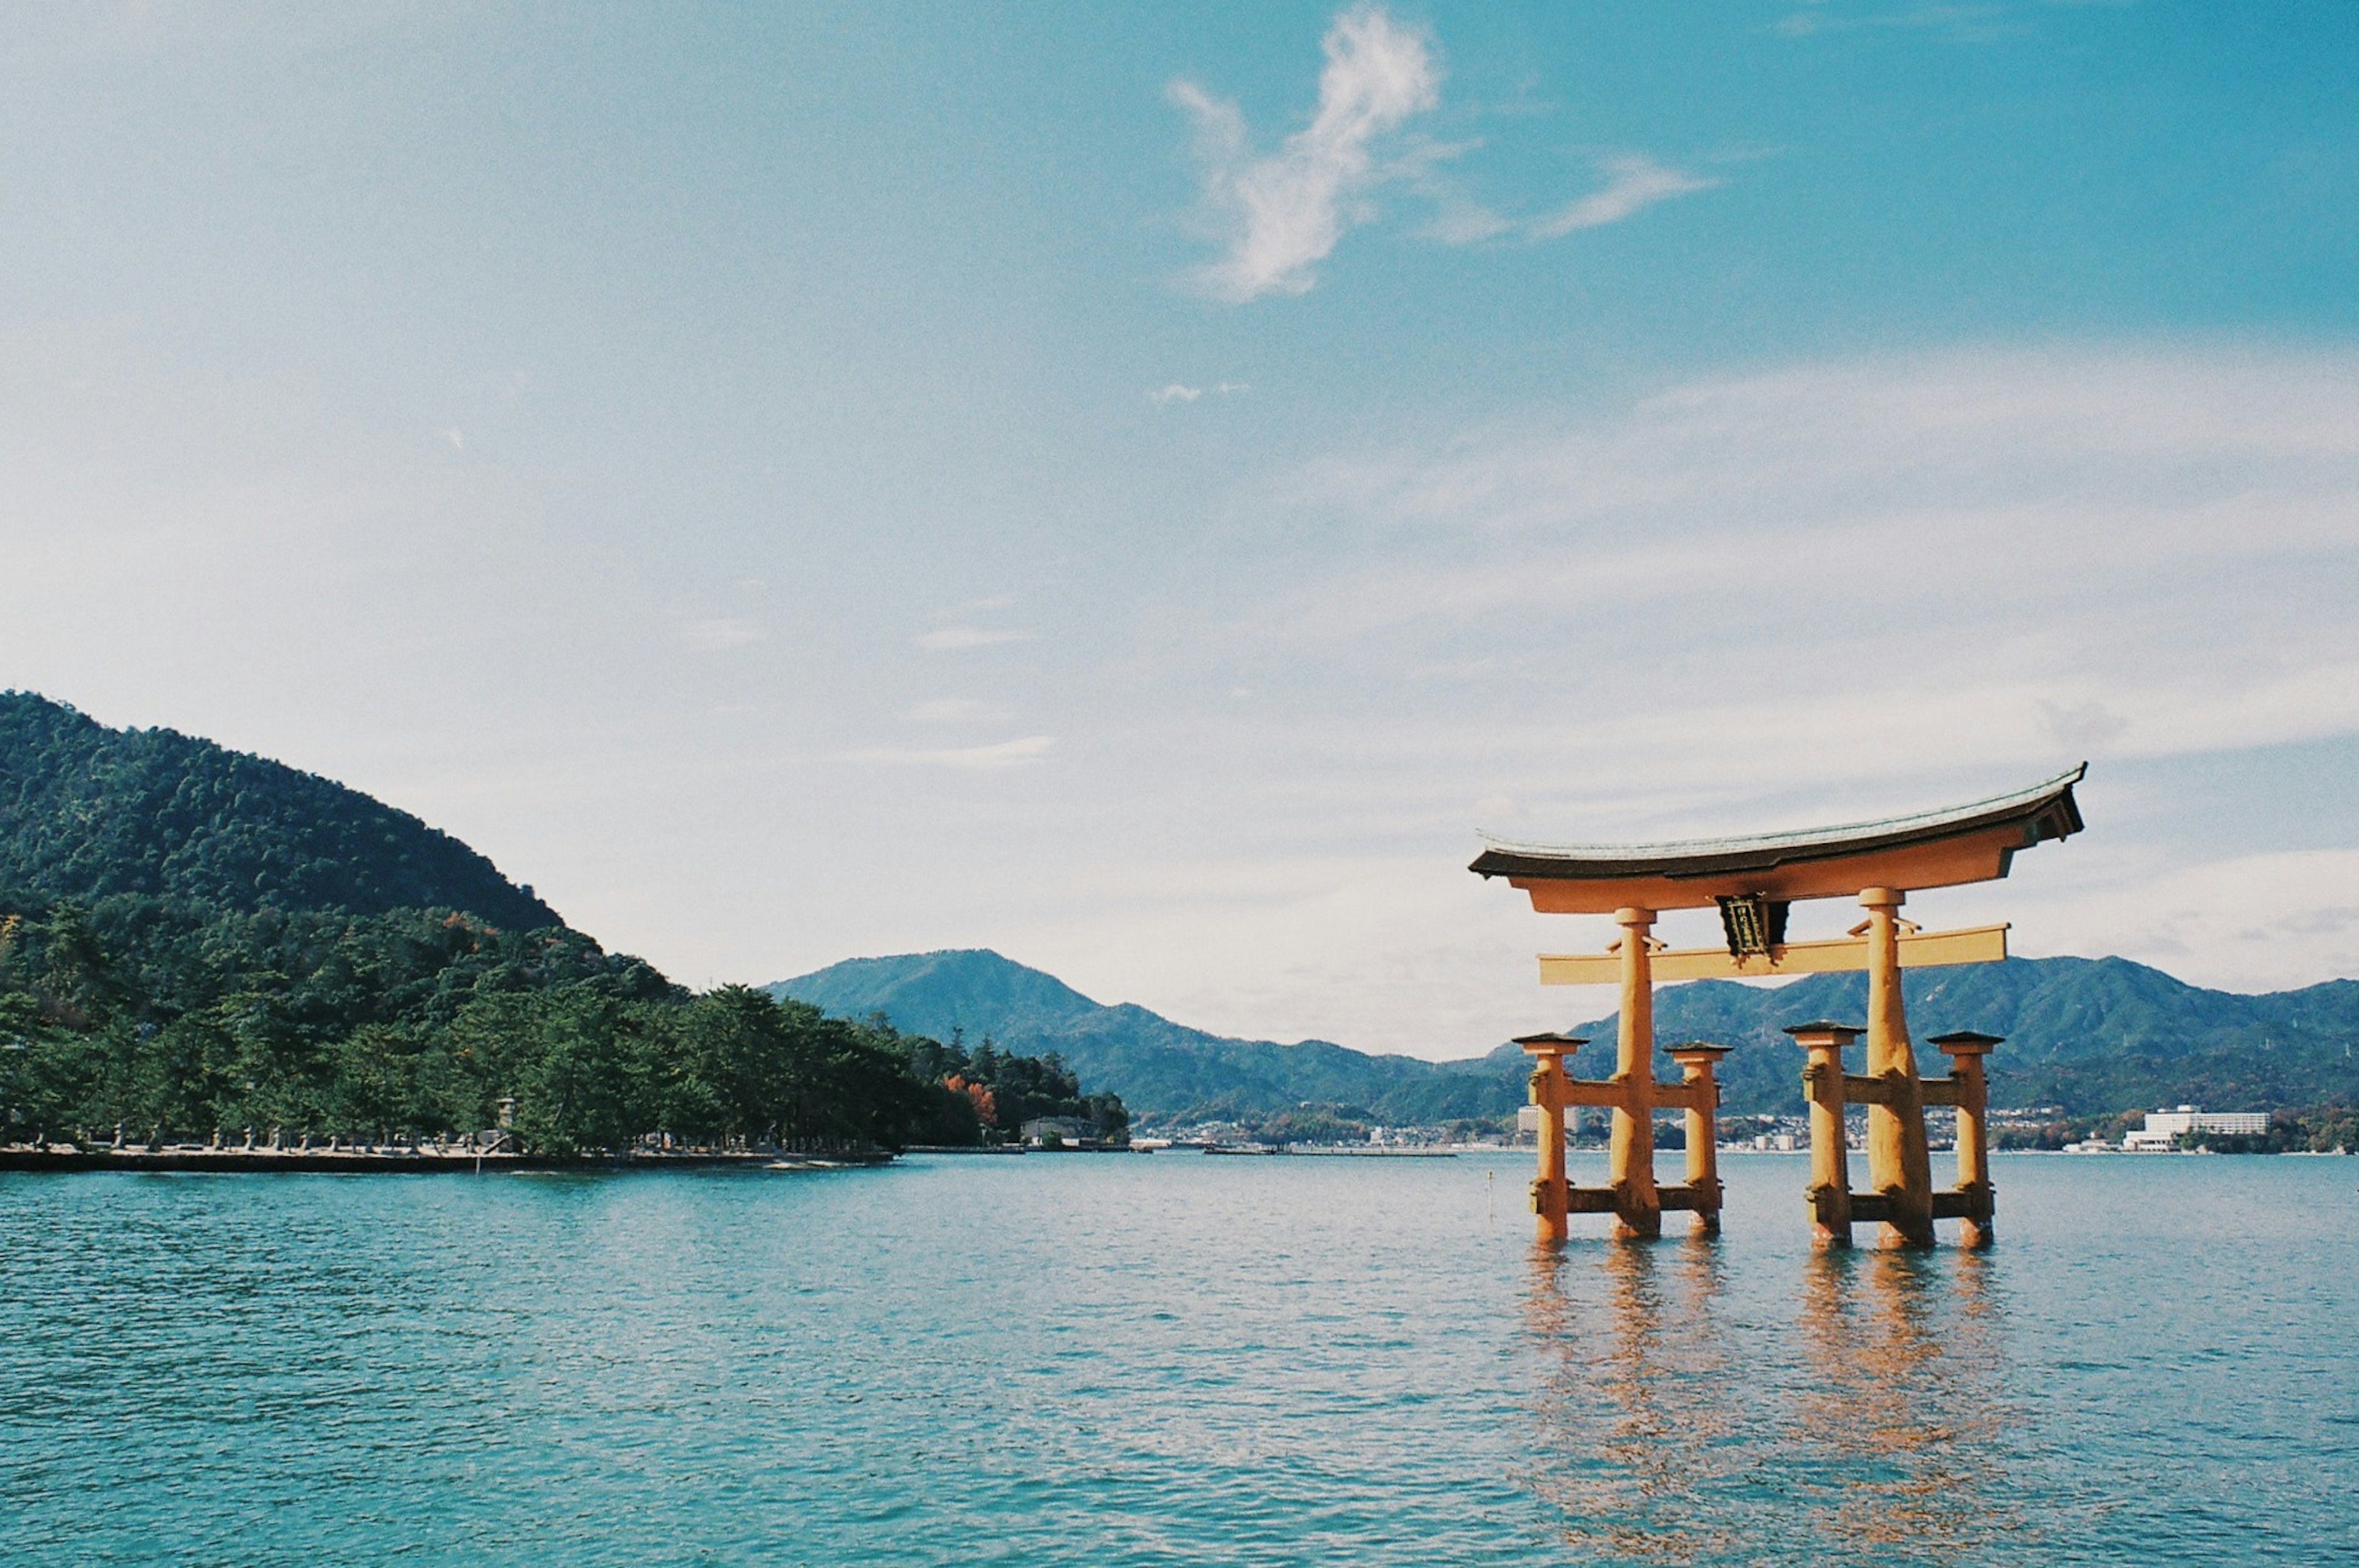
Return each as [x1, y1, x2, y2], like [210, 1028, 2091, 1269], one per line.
[944, 1074, 996, 1127]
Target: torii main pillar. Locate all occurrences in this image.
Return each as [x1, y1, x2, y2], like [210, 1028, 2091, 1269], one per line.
[1606, 907, 1661, 1238]
[1861, 887, 1935, 1247]
[1473, 767, 2086, 1247]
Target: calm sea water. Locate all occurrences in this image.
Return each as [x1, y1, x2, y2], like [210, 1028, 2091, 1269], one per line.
[2, 1152, 2353, 1566]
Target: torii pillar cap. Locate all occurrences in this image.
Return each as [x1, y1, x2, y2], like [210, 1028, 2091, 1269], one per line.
[1666, 1041, 1732, 1060]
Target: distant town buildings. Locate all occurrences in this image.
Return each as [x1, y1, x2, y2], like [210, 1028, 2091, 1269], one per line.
[2121, 1106, 2271, 1151]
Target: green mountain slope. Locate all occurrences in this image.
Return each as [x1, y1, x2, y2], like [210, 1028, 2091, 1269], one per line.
[1, 695, 1117, 1153]
[774, 950, 1509, 1125]
[1, 692, 559, 930]
[774, 949, 2359, 1123]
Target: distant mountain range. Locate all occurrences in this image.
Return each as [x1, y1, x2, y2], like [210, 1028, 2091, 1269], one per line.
[0, 692, 560, 930]
[16, 688, 2349, 1128]
[775, 950, 1514, 1125]
[773, 948, 2359, 1123]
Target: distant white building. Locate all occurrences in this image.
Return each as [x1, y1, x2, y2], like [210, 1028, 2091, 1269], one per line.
[1020, 1116, 1098, 1147]
[2123, 1106, 2270, 1150]
[1516, 1105, 1599, 1139]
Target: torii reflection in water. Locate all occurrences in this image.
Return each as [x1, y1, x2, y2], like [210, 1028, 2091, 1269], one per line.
[1520, 1244, 2019, 1565]
[1788, 1249, 2019, 1559]
[1520, 1239, 1742, 1563]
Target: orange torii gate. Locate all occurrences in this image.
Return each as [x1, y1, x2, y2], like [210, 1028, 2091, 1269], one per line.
[1473, 766, 2085, 1247]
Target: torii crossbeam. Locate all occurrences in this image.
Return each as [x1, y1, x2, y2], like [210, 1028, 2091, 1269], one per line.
[1473, 765, 2085, 1247]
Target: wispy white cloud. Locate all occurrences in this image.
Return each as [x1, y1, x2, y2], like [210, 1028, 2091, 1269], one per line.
[1224, 345, 2359, 824]
[834, 735, 1055, 770]
[1172, 5, 1439, 302]
[1418, 195, 1515, 246]
[1421, 153, 1718, 245]
[1173, 9, 1715, 291]
[2019, 849, 2359, 994]
[1530, 154, 1718, 237]
[914, 625, 1036, 652]
[1149, 381, 1251, 405]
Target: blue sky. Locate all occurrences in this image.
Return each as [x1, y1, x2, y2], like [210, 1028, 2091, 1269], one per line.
[4, 2, 2356, 1054]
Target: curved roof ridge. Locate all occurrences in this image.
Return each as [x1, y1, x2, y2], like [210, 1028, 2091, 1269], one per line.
[1476, 763, 2086, 864]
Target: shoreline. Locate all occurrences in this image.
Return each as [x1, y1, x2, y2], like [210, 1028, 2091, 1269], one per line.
[0, 1145, 893, 1174]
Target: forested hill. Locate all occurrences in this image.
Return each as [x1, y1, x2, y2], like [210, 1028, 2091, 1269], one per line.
[1, 695, 1127, 1153]
[1, 692, 558, 929]
[774, 948, 2359, 1125]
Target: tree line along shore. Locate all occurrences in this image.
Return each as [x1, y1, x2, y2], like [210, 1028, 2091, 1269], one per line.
[0, 899, 1127, 1161]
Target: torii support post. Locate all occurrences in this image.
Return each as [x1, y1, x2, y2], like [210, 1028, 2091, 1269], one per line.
[1520, 1034, 1580, 1243]
[1860, 887, 1936, 1247]
[1788, 1022, 1860, 1249]
[1518, 1028, 1726, 1240]
[1666, 1043, 1729, 1235]
[1609, 908, 1661, 1240]
[1930, 1031, 2001, 1249]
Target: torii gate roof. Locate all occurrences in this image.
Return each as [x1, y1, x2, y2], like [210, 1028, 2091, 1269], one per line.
[1470, 765, 2086, 913]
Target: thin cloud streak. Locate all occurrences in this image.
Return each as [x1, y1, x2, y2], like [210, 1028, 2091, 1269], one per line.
[1149, 381, 1251, 404]
[914, 625, 1036, 652]
[1422, 153, 1718, 244]
[833, 735, 1055, 770]
[1530, 154, 1718, 236]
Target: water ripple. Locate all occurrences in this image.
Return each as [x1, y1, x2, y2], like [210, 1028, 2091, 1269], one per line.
[1, 1153, 2352, 1564]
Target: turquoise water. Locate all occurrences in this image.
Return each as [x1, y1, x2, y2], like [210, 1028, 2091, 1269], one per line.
[2, 1152, 2353, 1565]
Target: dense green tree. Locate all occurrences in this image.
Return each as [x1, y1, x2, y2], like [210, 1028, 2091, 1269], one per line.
[0, 692, 1125, 1155]
[1, 692, 557, 929]
[509, 991, 652, 1156]
[0, 897, 1122, 1156]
